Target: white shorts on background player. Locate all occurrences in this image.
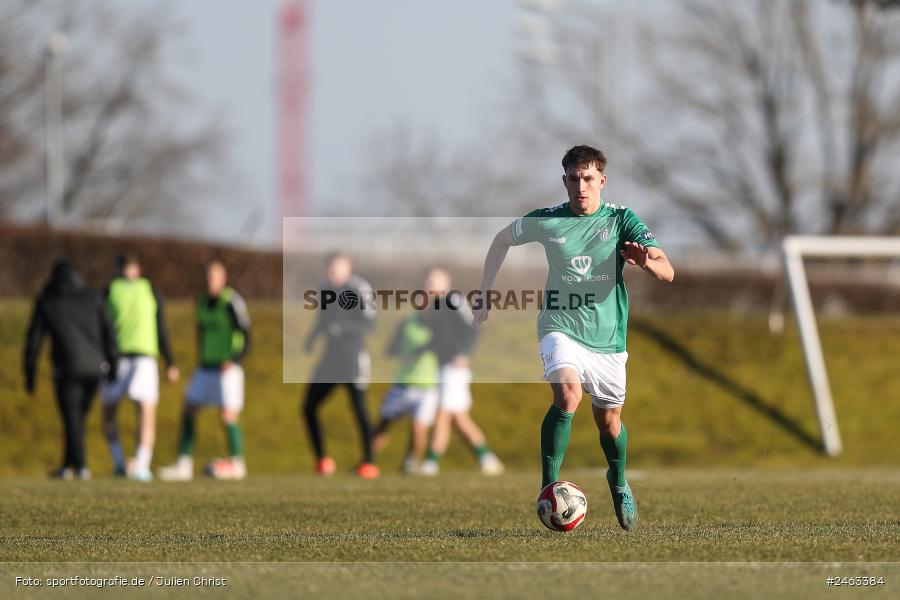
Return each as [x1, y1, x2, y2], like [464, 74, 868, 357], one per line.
[380, 386, 439, 426]
[438, 364, 473, 414]
[102, 356, 159, 405]
[185, 365, 245, 412]
[538, 332, 628, 409]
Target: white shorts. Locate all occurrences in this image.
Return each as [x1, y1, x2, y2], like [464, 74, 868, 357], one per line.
[185, 365, 245, 412]
[538, 332, 628, 409]
[380, 386, 439, 426]
[438, 365, 473, 414]
[102, 356, 159, 405]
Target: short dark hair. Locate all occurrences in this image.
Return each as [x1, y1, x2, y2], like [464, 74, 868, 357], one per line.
[115, 252, 140, 272]
[562, 145, 607, 173]
[51, 258, 74, 279]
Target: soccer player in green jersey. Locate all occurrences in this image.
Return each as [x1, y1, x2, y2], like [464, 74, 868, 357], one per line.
[158, 262, 251, 481]
[473, 145, 674, 530]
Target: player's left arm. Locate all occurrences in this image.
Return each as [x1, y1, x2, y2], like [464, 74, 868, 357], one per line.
[333, 278, 376, 337]
[620, 242, 675, 282]
[98, 294, 119, 379]
[620, 208, 675, 282]
[227, 292, 252, 363]
[152, 286, 179, 382]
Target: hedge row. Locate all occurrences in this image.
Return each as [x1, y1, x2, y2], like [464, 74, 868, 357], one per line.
[1, 222, 897, 312]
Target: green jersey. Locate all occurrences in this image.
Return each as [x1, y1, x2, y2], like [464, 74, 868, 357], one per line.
[196, 287, 249, 367]
[509, 201, 659, 353]
[391, 316, 439, 388]
[107, 277, 159, 357]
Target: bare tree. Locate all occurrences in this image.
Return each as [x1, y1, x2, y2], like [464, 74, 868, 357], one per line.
[359, 123, 550, 219]
[524, 0, 900, 249]
[356, 0, 900, 244]
[0, 0, 228, 230]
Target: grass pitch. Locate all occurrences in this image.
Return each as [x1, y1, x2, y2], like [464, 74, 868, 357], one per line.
[3, 301, 900, 596]
[1, 469, 898, 598]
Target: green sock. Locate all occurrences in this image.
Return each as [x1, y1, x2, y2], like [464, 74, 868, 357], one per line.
[225, 423, 244, 458]
[425, 449, 441, 462]
[474, 444, 491, 459]
[600, 423, 628, 488]
[541, 405, 574, 488]
[178, 413, 195, 456]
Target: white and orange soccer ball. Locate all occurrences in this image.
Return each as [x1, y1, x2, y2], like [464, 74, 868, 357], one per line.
[536, 481, 587, 532]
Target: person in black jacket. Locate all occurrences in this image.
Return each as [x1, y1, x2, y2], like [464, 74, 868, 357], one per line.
[23, 260, 118, 480]
[302, 253, 379, 478]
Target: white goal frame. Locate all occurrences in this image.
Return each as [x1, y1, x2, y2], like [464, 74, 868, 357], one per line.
[782, 235, 900, 456]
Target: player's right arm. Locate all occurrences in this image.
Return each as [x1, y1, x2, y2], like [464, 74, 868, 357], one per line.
[475, 211, 544, 324]
[22, 298, 46, 394]
[304, 284, 327, 352]
[472, 226, 513, 325]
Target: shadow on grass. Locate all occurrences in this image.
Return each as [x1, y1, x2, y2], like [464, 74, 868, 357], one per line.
[631, 318, 821, 453]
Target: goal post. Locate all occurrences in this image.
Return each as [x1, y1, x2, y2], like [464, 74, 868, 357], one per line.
[782, 235, 900, 457]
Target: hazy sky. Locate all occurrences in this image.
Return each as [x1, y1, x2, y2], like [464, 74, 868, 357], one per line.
[154, 0, 522, 245]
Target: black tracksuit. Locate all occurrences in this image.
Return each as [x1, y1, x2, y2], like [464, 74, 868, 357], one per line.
[303, 275, 376, 463]
[23, 263, 118, 471]
[306, 275, 376, 384]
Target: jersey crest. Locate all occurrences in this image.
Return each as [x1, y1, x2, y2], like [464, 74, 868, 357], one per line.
[570, 256, 593, 275]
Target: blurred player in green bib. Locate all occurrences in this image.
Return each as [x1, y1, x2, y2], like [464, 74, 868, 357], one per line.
[158, 261, 251, 481]
[371, 311, 440, 474]
[474, 146, 675, 530]
[102, 253, 179, 481]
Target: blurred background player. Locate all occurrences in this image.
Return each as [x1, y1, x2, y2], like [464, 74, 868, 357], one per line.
[158, 261, 251, 481]
[418, 268, 503, 476]
[371, 312, 440, 474]
[302, 253, 378, 478]
[102, 253, 179, 481]
[23, 260, 119, 480]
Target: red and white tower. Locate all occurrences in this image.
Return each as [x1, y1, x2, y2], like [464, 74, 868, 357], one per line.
[277, 0, 309, 237]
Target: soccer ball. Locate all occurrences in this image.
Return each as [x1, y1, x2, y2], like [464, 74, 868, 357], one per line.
[536, 481, 587, 532]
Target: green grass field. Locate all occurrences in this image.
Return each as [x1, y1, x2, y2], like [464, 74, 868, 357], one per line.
[1, 469, 898, 598]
